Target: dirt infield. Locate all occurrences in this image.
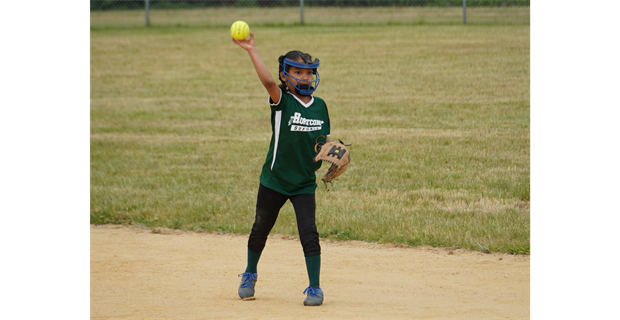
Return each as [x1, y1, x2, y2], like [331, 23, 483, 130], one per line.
[90, 224, 529, 319]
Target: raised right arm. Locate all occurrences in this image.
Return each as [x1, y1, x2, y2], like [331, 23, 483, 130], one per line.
[233, 32, 281, 104]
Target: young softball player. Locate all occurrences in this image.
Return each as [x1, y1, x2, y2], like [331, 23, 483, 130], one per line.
[232, 31, 332, 306]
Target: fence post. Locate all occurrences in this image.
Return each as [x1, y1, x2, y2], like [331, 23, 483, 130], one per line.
[462, 0, 466, 25]
[300, 0, 304, 25]
[145, 0, 150, 27]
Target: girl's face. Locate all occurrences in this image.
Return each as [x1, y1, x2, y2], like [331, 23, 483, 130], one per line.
[281, 57, 315, 95]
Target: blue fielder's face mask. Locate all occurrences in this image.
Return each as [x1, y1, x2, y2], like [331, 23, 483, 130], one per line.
[282, 58, 320, 96]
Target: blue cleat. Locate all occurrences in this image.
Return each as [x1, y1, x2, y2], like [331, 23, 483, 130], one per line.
[303, 286, 324, 306]
[238, 272, 257, 300]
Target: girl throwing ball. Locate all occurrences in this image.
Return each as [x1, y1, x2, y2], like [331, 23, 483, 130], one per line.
[232, 31, 333, 306]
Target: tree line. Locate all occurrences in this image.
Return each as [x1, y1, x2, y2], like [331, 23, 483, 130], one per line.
[91, 0, 529, 11]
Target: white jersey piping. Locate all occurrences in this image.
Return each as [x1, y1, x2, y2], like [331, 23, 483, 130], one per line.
[271, 110, 282, 170]
[268, 90, 283, 171]
[288, 92, 314, 108]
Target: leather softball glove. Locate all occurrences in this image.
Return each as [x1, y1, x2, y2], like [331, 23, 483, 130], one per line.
[313, 137, 351, 182]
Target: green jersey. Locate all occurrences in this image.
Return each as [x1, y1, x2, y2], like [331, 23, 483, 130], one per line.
[260, 89, 331, 195]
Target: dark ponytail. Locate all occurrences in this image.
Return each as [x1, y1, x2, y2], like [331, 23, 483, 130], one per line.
[277, 55, 289, 92]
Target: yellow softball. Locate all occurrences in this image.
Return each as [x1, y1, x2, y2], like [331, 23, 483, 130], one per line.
[230, 20, 250, 40]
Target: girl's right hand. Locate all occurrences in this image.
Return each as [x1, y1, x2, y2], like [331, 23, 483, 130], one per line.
[232, 31, 255, 52]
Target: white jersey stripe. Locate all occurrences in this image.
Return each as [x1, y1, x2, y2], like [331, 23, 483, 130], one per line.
[271, 110, 282, 170]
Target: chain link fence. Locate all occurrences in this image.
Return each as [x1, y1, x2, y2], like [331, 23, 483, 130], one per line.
[90, 0, 529, 28]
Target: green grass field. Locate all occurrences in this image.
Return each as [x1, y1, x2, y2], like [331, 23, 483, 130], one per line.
[91, 8, 529, 254]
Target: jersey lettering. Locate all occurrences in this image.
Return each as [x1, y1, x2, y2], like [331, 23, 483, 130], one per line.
[288, 112, 324, 132]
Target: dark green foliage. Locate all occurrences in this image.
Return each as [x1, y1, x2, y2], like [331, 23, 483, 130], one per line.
[90, 0, 530, 11]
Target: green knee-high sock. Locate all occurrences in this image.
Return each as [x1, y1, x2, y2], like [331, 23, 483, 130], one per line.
[245, 249, 262, 274]
[305, 254, 321, 288]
